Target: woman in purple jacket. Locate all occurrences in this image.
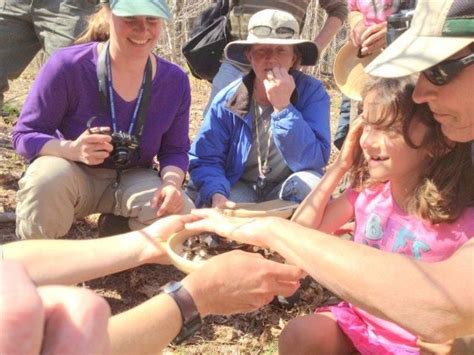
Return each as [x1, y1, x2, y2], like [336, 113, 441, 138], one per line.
[12, 0, 194, 240]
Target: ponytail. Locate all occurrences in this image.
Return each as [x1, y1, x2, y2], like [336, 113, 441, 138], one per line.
[75, 6, 110, 44]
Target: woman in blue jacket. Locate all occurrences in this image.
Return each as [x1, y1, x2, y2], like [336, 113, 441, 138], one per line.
[189, 9, 331, 207]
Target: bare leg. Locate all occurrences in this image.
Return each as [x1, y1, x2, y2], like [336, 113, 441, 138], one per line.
[279, 312, 356, 355]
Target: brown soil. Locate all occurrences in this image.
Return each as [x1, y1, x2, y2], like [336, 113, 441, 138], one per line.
[0, 58, 342, 353]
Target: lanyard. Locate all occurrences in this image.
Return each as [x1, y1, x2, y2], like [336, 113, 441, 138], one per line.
[97, 41, 152, 136]
[252, 99, 273, 178]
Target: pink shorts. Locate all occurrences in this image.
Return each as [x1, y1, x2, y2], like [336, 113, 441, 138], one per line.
[317, 302, 420, 355]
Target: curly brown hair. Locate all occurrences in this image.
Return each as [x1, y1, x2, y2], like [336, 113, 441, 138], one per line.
[349, 76, 474, 224]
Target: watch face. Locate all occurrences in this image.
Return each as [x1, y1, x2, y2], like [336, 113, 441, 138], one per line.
[163, 281, 182, 293]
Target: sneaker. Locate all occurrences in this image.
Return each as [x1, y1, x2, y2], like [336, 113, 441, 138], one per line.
[97, 213, 131, 237]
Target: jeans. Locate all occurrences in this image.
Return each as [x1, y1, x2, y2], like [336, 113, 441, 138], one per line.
[186, 170, 322, 207]
[204, 59, 249, 115]
[0, 0, 97, 108]
[334, 94, 351, 150]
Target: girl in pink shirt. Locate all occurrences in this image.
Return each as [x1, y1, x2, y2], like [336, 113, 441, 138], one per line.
[286, 76, 474, 354]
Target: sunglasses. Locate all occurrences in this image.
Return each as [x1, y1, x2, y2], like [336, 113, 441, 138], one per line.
[422, 52, 474, 86]
[249, 25, 296, 39]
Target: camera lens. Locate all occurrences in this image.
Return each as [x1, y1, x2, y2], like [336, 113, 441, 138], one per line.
[112, 148, 131, 166]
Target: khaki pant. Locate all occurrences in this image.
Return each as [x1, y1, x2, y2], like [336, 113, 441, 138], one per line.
[16, 156, 195, 239]
[0, 0, 98, 107]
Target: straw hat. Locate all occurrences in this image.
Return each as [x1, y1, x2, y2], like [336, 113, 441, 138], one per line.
[333, 43, 381, 101]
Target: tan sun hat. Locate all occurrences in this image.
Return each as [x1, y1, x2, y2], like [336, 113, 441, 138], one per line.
[333, 43, 382, 101]
[225, 9, 318, 66]
[366, 0, 474, 78]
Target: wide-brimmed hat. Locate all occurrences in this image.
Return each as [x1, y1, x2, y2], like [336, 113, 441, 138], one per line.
[366, 0, 474, 77]
[225, 9, 318, 66]
[333, 43, 382, 101]
[109, 0, 171, 20]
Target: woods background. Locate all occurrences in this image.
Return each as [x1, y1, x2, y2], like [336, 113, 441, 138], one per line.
[158, 0, 348, 84]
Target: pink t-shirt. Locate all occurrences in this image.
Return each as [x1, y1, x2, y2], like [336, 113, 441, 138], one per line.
[320, 182, 474, 353]
[349, 0, 399, 25]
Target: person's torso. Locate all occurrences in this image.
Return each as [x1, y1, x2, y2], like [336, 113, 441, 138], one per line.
[52, 42, 190, 168]
[241, 101, 291, 183]
[349, 0, 400, 25]
[350, 182, 474, 262]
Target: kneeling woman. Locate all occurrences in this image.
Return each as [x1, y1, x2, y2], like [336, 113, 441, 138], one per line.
[12, 0, 194, 239]
[188, 10, 331, 208]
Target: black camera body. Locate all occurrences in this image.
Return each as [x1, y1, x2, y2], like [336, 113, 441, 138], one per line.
[386, 0, 417, 45]
[109, 131, 139, 167]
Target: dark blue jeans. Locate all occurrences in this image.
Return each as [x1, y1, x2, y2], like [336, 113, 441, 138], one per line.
[334, 94, 351, 150]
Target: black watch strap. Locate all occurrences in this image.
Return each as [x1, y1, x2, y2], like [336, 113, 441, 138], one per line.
[160, 281, 202, 345]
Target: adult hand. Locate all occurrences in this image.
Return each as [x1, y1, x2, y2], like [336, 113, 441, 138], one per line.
[335, 117, 364, 170]
[264, 67, 295, 112]
[152, 183, 184, 217]
[0, 261, 110, 355]
[182, 250, 303, 316]
[186, 208, 273, 248]
[211, 193, 236, 209]
[359, 22, 387, 56]
[350, 20, 367, 48]
[139, 214, 198, 264]
[66, 127, 113, 165]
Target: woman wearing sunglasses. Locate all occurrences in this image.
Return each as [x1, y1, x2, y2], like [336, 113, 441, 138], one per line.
[188, 9, 331, 208]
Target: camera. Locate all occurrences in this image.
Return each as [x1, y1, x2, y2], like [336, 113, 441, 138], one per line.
[86, 116, 139, 168]
[108, 131, 139, 167]
[386, 0, 417, 45]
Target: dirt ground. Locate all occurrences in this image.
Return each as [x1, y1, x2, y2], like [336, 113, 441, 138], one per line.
[0, 59, 343, 354]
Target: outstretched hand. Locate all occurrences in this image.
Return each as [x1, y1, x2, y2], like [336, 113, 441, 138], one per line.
[186, 208, 273, 248]
[139, 214, 198, 264]
[182, 250, 304, 316]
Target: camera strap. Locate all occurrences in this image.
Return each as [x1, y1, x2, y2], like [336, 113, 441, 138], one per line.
[96, 41, 152, 141]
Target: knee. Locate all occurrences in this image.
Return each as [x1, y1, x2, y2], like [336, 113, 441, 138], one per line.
[40, 286, 111, 334]
[38, 286, 111, 354]
[0, 262, 44, 353]
[18, 156, 77, 196]
[280, 171, 322, 202]
[279, 317, 314, 355]
[61, 288, 111, 327]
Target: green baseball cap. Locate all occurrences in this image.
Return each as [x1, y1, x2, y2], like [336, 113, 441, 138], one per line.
[109, 0, 171, 20]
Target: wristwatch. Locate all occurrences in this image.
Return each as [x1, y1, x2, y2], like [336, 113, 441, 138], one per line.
[160, 281, 202, 345]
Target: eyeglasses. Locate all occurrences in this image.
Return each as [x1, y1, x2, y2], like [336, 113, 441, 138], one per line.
[422, 52, 474, 86]
[249, 25, 296, 39]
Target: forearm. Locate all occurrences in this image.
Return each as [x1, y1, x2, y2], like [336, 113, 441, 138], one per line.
[313, 16, 344, 52]
[38, 139, 74, 160]
[161, 165, 185, 187]
[109, 293, 182, 354]
[348, 11, 364, 30]
[3, 232, 155, 285]
[292, 162, 348, 228]
[265, 220, 474, 341]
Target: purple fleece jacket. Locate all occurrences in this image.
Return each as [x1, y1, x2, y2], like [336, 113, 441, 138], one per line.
[12, 42, 190, 171]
